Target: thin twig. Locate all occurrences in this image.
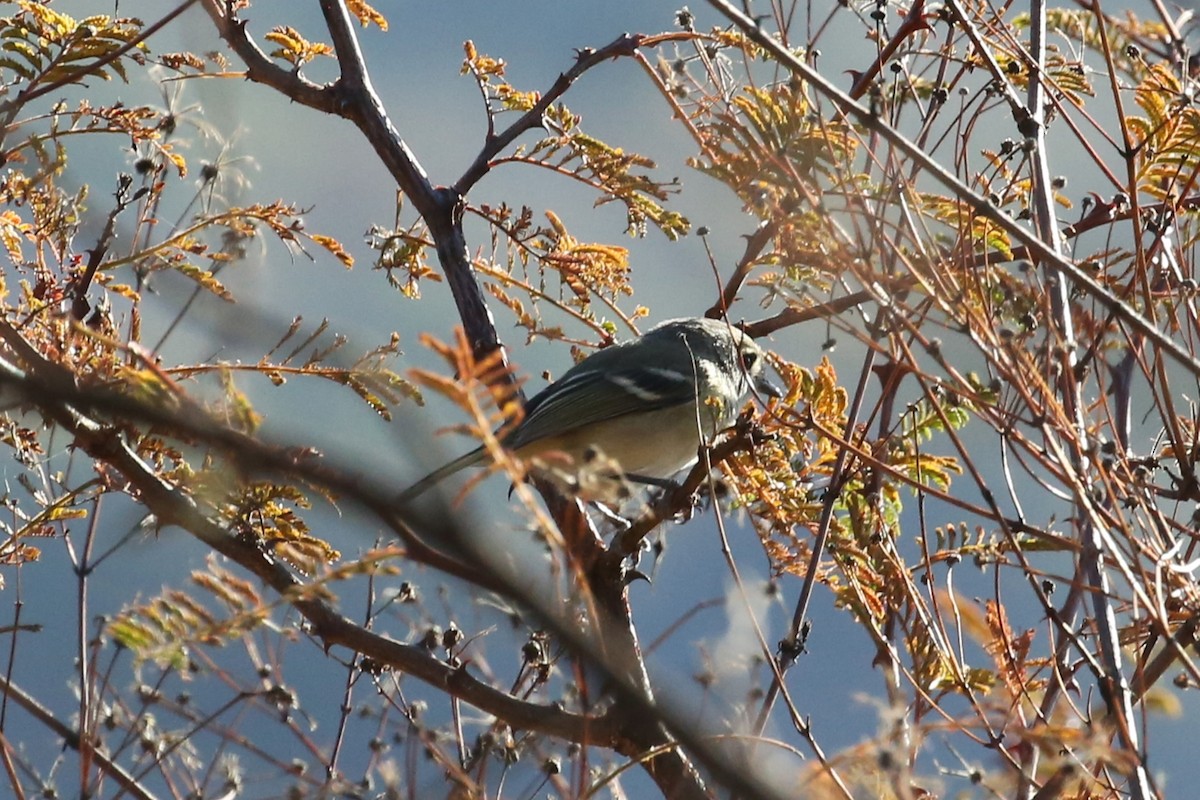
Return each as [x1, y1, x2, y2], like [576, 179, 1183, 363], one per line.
[706, 0, 1200, 384]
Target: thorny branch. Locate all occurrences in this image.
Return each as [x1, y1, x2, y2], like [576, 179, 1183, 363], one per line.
[0, 326, 615, 745]
[9, 0, 1196, 796]
[0, 311, 805, 799]
[708, 0, 1200, 384]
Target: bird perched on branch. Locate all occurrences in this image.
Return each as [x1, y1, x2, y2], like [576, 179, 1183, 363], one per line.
[398, 317, 783, 501]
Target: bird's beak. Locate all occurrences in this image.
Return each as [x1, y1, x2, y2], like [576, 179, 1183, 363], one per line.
[754, 371, 785, 401]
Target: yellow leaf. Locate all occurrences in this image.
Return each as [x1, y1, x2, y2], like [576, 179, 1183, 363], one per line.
[346, 0, 388, 30]
[311, 233, 353, 268]
[106, 283, 141, 302]
[264, 26, 333, 68]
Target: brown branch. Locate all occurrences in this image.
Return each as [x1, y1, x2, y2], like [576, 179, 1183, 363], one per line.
[1026, 0, 1149, 794]
[0, 675, 158, 800]
[71, 174, 136, 320]
[938, 0, 1033, 131]
[0, 0, 199, 120]
[196, 7, 785, 796]
[706, 0, 1200, 384]
[455, 34, 644, 194]
[739, 186, 1200, 343]
[199, 2, 341, 116]
[706, 220, 778, 320]
[202, 0, 503, 367]
[743, 290, 887, 339]
[848, 0, 935, 101]
[0, 355, 618, 754]
[612, 411, 774, 557]
[1141, 0, 1189, 63]
[0, 327, 496, 588]
[0, 320, 806, 798]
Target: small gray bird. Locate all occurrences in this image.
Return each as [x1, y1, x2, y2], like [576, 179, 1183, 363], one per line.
[398, 317, 783, 501]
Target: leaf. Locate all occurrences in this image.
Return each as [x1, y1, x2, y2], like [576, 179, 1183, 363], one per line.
[0, 209, 31, 262]
[692, 83, 856, 218]
[346, 374, 391, 420]
[919, 193, 1013, 260]
[105, 283, 141, 302]
[498, 101, 690, 239]
[108, 557, 271, 668]
[311, 233, 353, 268]
[538, 210, 631, 305]
[176, 262, 234, 301]
[485, 282, 533, 328]
[264, 25, 333, 68]
[218, 366, 262, 434]
[346, 0, 388, 30]
[366, 223, 437, 298]
[1127, 63, 1200, 200]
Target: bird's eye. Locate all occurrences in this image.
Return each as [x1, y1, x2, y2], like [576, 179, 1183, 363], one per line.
[740, 349, 758, 371]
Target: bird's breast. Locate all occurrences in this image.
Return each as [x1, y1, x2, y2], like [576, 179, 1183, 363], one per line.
[515, 402, 720, 479]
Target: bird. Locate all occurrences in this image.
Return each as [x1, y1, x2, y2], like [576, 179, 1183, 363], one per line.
[397, 317, 783, 502]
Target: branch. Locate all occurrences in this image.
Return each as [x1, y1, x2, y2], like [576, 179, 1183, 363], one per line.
[612, 411, 774, 556]
[706, 0, 1200, 385]
[199, 1, 339, 114]
[740, 186, 1200, 344]
[706, 220, 778, 320]
[455, 34, 644, 194]
[202, 0, 505, 367]
[71, 174, 136, 320]
[0, 319, 808, 798]
[1029, 0, 1150, 791]
[0, 354, 617, 751]
[0, 676, 158, 800]
[848, 0, 935, 101]
[197, 8, 783, 795]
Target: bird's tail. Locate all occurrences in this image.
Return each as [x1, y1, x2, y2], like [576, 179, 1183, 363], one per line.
[396, 446, 487, 503]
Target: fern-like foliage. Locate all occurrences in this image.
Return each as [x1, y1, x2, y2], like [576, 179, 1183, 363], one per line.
[1128, 63, 1200, 201]
[108, 556, 271, 669]
[0, 2, 144, 87]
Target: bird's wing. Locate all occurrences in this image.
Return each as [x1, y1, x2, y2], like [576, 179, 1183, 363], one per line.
[511, 365, 698, 449]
